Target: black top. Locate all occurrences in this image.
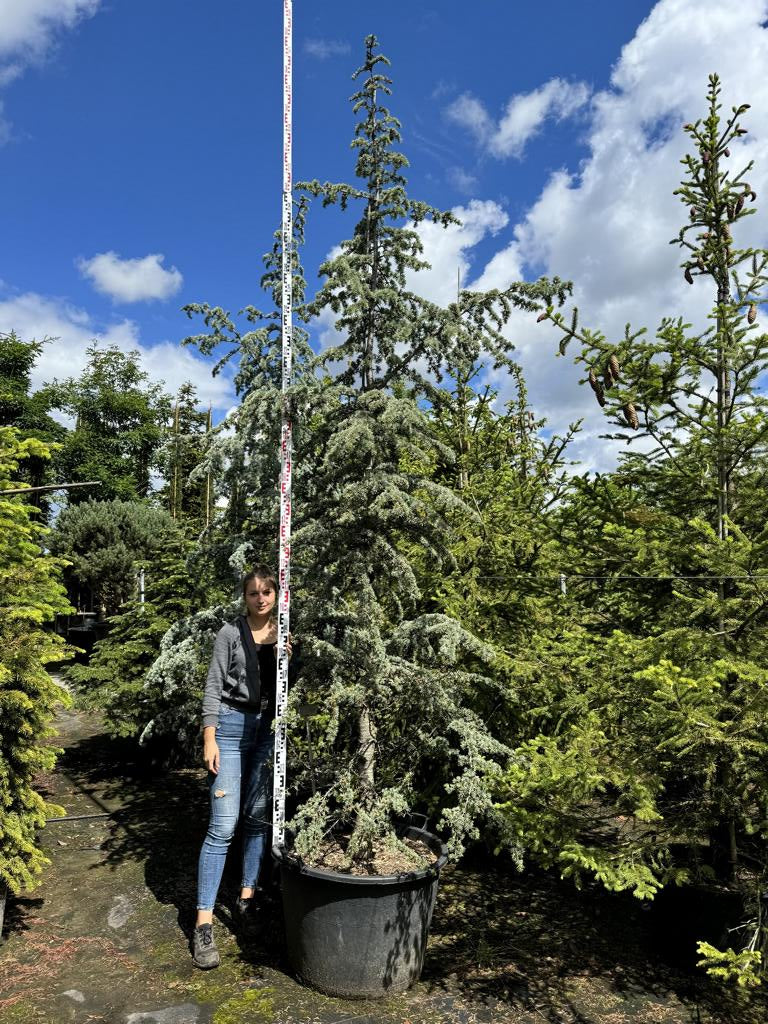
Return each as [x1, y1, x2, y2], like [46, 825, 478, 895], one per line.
[256, 641, 277, 717]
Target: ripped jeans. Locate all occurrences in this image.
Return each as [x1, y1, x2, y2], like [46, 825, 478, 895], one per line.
[196, 703, 274, 911]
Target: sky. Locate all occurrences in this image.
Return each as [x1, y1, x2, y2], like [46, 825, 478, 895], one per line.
[2, 0, 768, 472]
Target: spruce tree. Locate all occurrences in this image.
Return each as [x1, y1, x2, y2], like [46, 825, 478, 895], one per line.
[509, 76, 768, 983]
[65, 540, 206, 758]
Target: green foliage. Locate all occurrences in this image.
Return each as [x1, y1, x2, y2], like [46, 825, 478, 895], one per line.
[156, 382, 213, 529]
[496, 74, 768, 984]
[0, 427, 71, 895]
[697, 942, 763, 988]
[0, 332, 66, 515]
[44, 342, 172, 503]
[65, 540, 206, 754]
[50, 498, 183, 617]
[173, 37, 570, 867]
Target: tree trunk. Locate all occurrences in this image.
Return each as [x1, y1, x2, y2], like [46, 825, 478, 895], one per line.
[358, 705, 376, 808]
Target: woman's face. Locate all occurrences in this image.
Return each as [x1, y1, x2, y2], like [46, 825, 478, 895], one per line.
[244, 578, 276, 619]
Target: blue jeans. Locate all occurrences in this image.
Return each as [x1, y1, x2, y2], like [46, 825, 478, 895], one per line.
[196, 705, 274, 911]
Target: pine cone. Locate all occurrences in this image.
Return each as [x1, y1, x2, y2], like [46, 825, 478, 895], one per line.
[723, 147, 730, 157]
[623, 402, 639, 429]
[690, 206, 697, 219]
[536, 311, 548, 323]
[609, 353, 620, 381]
[684, 267, 694, 284]
[588, 369, 606, 407]
[736, 195, 745, 214]
[603, 366, 613, 389]
[750, 190, 757, 201]
[702, 150, 711, 164]
[748, 303, 757, 324]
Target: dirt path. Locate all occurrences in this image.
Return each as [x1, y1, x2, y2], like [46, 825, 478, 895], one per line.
[0, 706, 765, 1024]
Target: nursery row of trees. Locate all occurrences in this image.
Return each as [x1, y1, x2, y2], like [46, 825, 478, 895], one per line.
[2, 44, 767, 985]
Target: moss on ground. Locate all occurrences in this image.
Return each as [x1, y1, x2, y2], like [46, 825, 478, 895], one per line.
[0, 1001, 54, 1024]
[212, 986, 276, 1024]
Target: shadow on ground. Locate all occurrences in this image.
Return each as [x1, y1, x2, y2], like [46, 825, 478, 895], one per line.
[1, 706, 766, 1024]
[54, 726, 287, 963]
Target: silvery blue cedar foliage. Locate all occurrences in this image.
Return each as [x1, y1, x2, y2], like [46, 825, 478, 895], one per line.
[285, 36, 569, 865]
[141, 600, 241, 756]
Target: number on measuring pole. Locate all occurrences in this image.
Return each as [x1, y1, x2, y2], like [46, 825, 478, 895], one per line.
[273, 0, 293, 851]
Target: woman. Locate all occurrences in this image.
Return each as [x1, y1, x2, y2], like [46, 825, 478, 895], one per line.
[192, 565, 291, 969]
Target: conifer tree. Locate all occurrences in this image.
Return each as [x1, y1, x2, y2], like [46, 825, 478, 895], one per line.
[508, 76, 768, 983]
[285, 36, 570, 864]
[51, 498, 183, 617]
[157, 382, 211, 529]
[66, 539, 206, 759]
[0, 428, 71, 933]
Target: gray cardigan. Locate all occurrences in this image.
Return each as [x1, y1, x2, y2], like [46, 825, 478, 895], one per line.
[201, 621, 263, 729]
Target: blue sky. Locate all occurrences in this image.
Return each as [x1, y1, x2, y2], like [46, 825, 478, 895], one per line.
[3, 0, 768, 469]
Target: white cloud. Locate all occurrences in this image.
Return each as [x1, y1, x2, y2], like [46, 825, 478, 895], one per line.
[0, 0, 101, 139]
[444, 93, 493, 147]
[78, 251, 183, 303]
[406, 200, 509, 306]
[492, 79, 591, 158]
[446, 78, 591, 159]
[0, 0, 99, 58]
[304, 38, 350, 60]
[420, 0, 768, 471]
[0, 290, 235, 411]
[446, 166, 479, 194]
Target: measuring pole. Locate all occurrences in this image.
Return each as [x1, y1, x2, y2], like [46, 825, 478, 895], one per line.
[273, 0, 293, 850]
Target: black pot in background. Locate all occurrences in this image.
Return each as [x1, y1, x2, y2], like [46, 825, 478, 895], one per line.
[272, 822, 448, 999]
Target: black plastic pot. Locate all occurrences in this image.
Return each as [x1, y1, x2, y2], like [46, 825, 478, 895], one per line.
[272, 823, 448, 999]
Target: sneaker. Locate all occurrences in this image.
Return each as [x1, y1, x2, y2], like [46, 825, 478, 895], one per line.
[192, 923, 220, 969]
[234, 896, 253, 918]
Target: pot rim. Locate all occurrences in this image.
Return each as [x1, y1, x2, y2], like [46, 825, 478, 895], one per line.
[272, 825, 449, 885]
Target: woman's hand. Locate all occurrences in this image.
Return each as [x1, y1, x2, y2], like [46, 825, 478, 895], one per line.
[203, 726, 220, 774]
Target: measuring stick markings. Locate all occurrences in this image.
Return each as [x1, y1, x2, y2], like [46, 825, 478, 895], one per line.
[273, 0, 293, 849]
